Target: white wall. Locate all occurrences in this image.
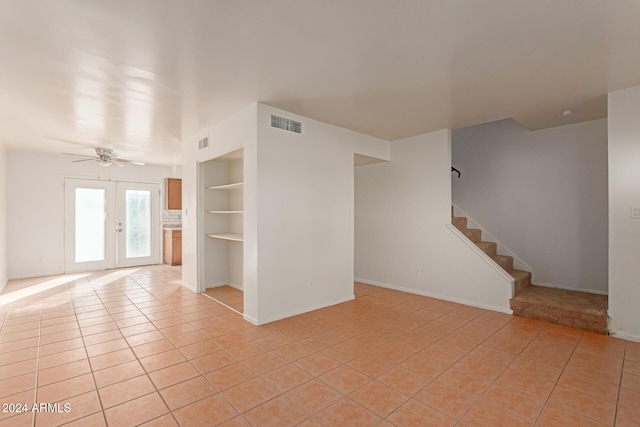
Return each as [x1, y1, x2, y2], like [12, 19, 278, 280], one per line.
[452, 119, 608, 294]
[254, 104, 389, 324]
[0, 143, 7, 292]
[355, 130, 513, 312]
[181, 104, 258, 319]
[6, 150, 173, 279]
[608, 85, 640, 342]
[354, 134, 391, 165]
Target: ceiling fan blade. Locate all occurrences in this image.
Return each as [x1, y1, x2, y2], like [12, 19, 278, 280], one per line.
[61, 152, 95, 158]
[72, 158, 95, 163]
[117, 159, 146, 166]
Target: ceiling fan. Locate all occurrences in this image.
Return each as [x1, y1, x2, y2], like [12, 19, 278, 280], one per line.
[62, 148, 145, 167]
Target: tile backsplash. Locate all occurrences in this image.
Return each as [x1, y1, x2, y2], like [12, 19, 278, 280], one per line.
[163, 209, 182, 227]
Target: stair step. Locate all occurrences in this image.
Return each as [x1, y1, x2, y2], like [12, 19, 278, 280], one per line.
[509, 269, 531, 294]
[492, 254, 514, 271]
[462, 228, 481, 242]
[510, 285, 608, 334]
[452, 216, 467, 230]
[475, 241, 497, 256]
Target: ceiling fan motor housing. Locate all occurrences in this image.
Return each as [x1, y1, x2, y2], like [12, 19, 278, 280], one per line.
[96, 148, 116, 166]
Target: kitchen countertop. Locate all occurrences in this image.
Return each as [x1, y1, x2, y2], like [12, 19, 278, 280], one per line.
[163, 225, 182, 230]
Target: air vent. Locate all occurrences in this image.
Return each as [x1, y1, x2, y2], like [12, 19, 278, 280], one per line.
[271, 115, 302, 134]
[198, 136, 209, 150]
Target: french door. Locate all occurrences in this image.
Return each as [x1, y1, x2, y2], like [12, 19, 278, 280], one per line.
[64, 178, 160, 273]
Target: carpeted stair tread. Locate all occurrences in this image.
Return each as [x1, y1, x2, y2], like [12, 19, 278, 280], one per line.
[511, 285, 607, 312]
[508, 269, 531, 294]
[462, 228, 481, 242]
[475, 241, 497, 256]
[491, 254, 514, 270]
[508, 269, 531, 282]
[510, 285, 607, 334]
[452, 216, 467, 229]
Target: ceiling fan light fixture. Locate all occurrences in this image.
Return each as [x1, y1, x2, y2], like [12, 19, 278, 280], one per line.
[96, 157, 114, 166]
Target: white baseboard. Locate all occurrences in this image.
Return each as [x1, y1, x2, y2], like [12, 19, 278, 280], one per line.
[243, 313, 258, 325]
[202, 282, 244, 291]
[8, 270, 65, 281]
[180, 281, 198, 293]
[608, 330, 640, 343]
[251, 294, 355, 325]
[354, 277, 512, 315]
[203, 282, 229, 289]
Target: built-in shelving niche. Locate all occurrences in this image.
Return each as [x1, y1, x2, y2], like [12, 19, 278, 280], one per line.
[200, 148, 244, 314]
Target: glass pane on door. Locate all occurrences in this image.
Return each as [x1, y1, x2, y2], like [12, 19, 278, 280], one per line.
[75, 187, 106, 263]
[125, 189, 151, 258]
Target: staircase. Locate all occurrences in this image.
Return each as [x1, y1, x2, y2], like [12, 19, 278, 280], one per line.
[452, 213, 608, 334]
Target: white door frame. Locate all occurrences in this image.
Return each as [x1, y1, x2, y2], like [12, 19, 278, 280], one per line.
[116, 181, 161, 268]
[64, 179, 117, 273]
[64, 178, 161, 273]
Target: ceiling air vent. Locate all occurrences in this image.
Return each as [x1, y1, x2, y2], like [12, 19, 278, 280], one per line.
[271, 115, 302, 134]
[198, 136, 209, 150]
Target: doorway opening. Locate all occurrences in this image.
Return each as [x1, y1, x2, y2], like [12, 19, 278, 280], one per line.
[64, 178, 161, 273]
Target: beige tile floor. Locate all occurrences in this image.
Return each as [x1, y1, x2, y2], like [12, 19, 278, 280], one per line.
[0, 265, 638, 426]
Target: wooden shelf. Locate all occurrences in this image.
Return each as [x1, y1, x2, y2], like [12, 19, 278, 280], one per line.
[206, 210, 244, 214]
[206, 233, 244, 242]
[206, 182, 243, 191]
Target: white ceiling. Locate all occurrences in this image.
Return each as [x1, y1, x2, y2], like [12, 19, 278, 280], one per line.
[1, 0, 639, 165]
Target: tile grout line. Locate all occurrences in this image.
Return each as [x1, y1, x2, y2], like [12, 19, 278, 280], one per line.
[119, 271, 246, 424]
[0, 294, 36, 427]
[529, 328, 584, 427]
[517, 324, 572, 426]
[173, 292, 268, 425]
[72, 277, 110, 427]
[32, 300, 41, 427]
[296, 305, 490, 423]
[170, 279, 278, 424]
[92, 270, 182, 426]
[178, 294, 348, 424]
[612, 340, 629, 426]
[383, 313, 544, 425]
[41, 272, 163, 425]
[132, 271, 218, 426]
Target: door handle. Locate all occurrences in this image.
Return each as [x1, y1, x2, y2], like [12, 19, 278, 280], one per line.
[116, 228, 123, 232]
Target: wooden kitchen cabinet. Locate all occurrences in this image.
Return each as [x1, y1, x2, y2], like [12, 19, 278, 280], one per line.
[164, 178, 182, 210]
[163, 229, 182, 266]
